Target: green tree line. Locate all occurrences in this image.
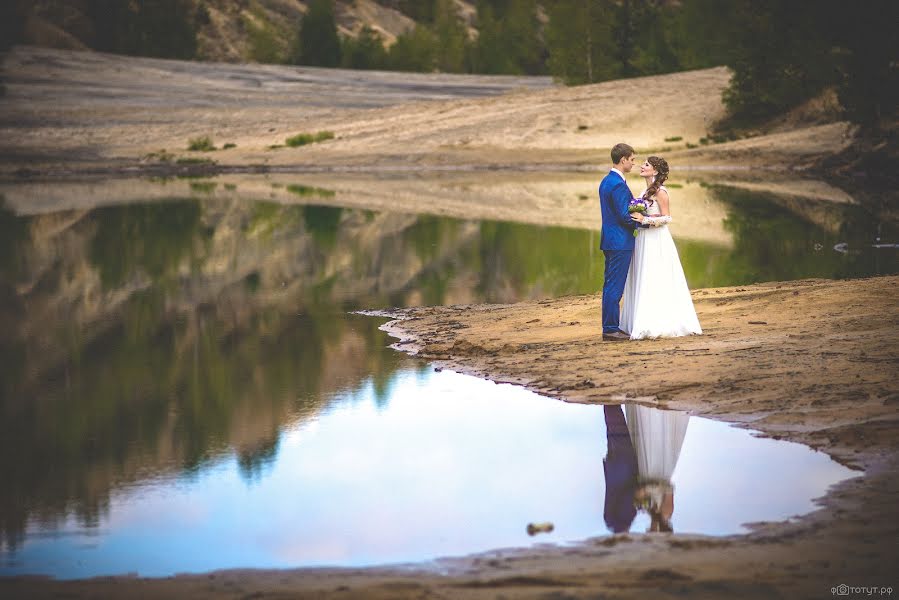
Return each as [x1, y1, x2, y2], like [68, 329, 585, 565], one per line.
[297, 0, 894, 132]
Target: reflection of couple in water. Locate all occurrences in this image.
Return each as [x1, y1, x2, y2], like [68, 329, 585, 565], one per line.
[603, 404, 689, 533]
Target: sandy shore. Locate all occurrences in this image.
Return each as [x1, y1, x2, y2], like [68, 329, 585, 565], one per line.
[4, 275, 897, 598]
[0, 46, 854, 181]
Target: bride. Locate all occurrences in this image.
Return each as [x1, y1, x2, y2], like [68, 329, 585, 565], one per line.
[619, 156, 702, 339]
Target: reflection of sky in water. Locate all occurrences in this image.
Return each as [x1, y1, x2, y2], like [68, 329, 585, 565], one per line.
[1, 370, 856, 580]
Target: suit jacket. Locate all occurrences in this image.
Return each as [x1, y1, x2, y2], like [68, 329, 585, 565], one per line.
[599, 170, 637, 251]
[603, 405, 638, 533]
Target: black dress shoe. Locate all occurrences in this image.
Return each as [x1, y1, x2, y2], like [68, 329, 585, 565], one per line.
[602, 331, 631, 341]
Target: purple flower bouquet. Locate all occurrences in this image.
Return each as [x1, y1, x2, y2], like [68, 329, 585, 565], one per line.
[628, 198, 648, 236]
[628, 198, 648, 214]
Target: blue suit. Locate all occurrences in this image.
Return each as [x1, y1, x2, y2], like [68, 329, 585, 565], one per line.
[599, 170, 637, 333]
[603, 405, 638, 533]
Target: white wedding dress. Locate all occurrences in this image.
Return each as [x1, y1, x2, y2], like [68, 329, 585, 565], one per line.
[624, 405, 690, 484]
[625, 404, 690, 528]
[620, 186, 702, 339]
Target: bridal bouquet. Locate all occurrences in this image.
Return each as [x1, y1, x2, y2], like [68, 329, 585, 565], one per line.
[628, 198, 648, 236]
[628, 198, 648, 214]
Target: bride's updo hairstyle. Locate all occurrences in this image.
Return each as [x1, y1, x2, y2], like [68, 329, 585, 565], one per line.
[642, 156, 670, 205]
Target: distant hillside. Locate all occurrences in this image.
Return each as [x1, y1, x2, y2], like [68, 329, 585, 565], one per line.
[5, 0, 888, 163]
[12, 0, 477, 63]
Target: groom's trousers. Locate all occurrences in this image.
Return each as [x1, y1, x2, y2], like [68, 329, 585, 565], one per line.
[602, 249, 633, 333]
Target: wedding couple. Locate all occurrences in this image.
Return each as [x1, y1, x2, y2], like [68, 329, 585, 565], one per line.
[599, 143, 702, 341]
[603, 403, 690, 533]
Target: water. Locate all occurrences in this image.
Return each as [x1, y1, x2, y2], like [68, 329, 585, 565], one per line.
[0, 176, 888, 579]
[0, 371, 854, 579]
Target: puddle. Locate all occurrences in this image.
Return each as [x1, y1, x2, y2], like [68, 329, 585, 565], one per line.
[0, 369, 856, 579]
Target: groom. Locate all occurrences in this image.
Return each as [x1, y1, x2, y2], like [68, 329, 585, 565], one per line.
[599, 143, 639, 342]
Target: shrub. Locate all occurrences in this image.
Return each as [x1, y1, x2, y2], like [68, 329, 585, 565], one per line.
[664, 136, 683, 142]
[187, 136, 216, 151]
[285, 131, 334, 147]
[189, 181, 217, 194]
[287, 184, 335, 198]
[285, 134, 314, 147]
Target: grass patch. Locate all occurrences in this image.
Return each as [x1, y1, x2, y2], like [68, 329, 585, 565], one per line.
[187, 136, 216, 152]
[190, 181, 217, 194]
[286, 183, 336, 198]
[222, 142, 237, 149]
[224, 183, 238, 191]
[176, 157, 217, 165]
[664, 136, 683, 142]
[577, 125, 589, 130]
[285, 131, 335, 147]
[700, 132, 741, 146]
[665, 183, 684, 188]
[268, 144, 284, 150]
[686, 142, 698, 149]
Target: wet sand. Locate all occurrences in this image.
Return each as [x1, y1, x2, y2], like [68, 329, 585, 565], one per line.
[4, 276, 897, 598]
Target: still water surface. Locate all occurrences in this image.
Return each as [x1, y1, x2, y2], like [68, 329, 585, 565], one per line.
[2, 370, 854, 578]
[0, 178, 889, 578]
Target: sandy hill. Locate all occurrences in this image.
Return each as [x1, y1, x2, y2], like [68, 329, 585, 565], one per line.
[0, 45, 852, 179]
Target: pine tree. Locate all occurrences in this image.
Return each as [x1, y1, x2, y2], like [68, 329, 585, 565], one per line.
[86, 0, 198, 59]
[502, 0, 543, 75]
[469, 4, 514, 74]
[432, 0, 469, 73]
[0, 1, 27, 52]
[546, 0, 616, 84]
[388, 26, 437, 72]
[296, 0, 342, 67]
[342, 26, 388, 70]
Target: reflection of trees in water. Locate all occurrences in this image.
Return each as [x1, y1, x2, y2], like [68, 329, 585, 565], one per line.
[678, 186, 895, 287]
[302, 206, 343, 248]
[0, 198, 29, 401]
[474, 221, 603, 301]
[0, 197, 29, 280]
[238, 435, 280, 484]
[399, 217, 605, 305]
[3, 188, 891, 552]
[0, 198, 410, 551]
[89, 200, 204, 288]
[0, 300, 404, 550]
